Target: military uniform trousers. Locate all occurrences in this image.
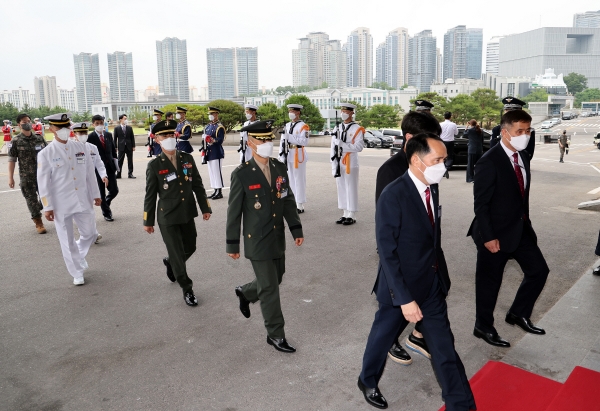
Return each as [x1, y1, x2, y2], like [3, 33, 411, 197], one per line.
[159, 218, 197, 294]
[207, 158, 224, 189]
[287, 153, 307, 204]
[559, 145, 566, 161]
[20, 180, 43, 219]
[336, 167, 360, 213]
[240, 255, 286, 339]
[55, 210, 96, 279]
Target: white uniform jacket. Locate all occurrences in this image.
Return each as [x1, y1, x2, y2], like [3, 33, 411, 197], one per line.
[330, 122, 365, 175]
[279, 120, 309, 168]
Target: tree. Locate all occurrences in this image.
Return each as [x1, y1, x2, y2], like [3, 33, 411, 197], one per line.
[207, 100, 245, 132]
[160, 103, 208, 132]
[575, 88, 600, 107]
[126, 104, 149, 123]
[361, 104, 403, 128]
[470, 88, 503, 128]
[410, 92, 449, 122]
[371, 81, 394, 91]
[280, 95, 324, 132]
[448, 94, 481, 125]
[71, 111, 91, 122]
[564, 73, 588, 94]
[256, 103, 283, 127]
[0, 102, 20, 122]
[523, 88, 549, 104]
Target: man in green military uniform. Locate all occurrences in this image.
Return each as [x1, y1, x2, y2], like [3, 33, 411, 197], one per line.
[226, 120, 304, 353]
[143, 120, 212, 307]
[558, 130, 569, 163]
[7, 113, 48, 234]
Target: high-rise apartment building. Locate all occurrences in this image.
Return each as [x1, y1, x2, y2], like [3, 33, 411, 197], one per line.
[466, 28, 483, 79]
[34, 76, 58, 108]
[324, 40, 347, 89]
[385, 28, 409, 89]
[443, 25, 483, 80]
[375, 42, 386, 83]
[408, 30, 437, 92]
[156, 37, 190, 100]
[234, 47, 259, 96]
[436, 48, 443, 83]
[293, 32, 346, 88]
[57, 87, 78, 112]
[73, 52, 102, 112]
[206, 47, 259, 99]
[485, 36, 503, 75]
[107, 51, 135, 102]
[346, 27, 373, 88]
[574, 10, 600, 27]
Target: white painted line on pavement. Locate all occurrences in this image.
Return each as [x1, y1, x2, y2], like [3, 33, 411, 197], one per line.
[0, 189, 19, 194]
[587, 187, 600, 195]
[590, 164, 600, 174]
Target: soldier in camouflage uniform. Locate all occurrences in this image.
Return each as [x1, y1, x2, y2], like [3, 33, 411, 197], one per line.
[7, 113, 48, 233]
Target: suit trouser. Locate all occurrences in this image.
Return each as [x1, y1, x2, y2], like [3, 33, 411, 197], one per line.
[118, 146, 134, 174]
[359, 277, 475, 411]
[20, 181, 43, 219]
[207, 158, 224, 189]
[97, 171, 118, 217]
[159, 219, 197, 294]
[336, 168, 359, 212]
[241, 256, 286, 339]
[54, 211, 95, 279]
[443, 141, 455, 170]
[466, 153, 481, 182]
[475, 225, 549, 334]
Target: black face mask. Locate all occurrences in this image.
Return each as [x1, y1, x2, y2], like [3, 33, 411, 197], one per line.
[20, 123, 32, 131]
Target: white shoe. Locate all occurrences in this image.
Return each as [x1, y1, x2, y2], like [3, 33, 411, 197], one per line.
[81, 259, 89, 270]
[73, 277, 85, 285]
[95, 233, 102, 244]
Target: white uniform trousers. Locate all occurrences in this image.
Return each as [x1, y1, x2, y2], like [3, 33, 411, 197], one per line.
[336, 168, 360, 215]
[207, 158, 224, 189]
[54, 211, 96, 278]
[287, 160, 307, 206]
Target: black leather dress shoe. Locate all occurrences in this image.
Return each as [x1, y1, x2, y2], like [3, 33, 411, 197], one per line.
[444, 170, 449, 179]
[266, 336, 296, 353]
[387, 341, 412, 365]
[116, 173, 121, 179]
[505, 312, 546, 335]
[297, 209, 305, 214]
[208, 190, 217, 199]
[593, 266, 600, 276]
[406, 333, 431, 359]
[357, 377, 388, 409]
[212, 189, 223, 199]
[104, 215, 114, 222]
[342, 218, 356, 226]
[473, 327, 510, 347]
[163, 258, 176, 282]
[184, 291, 198, 306]
[235, 286, 250, 318]
[128, 174, 136, 179]
[336, 217, 347, 224]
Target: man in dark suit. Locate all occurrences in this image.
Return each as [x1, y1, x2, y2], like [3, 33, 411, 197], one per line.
[490, 97, 535, 160]
[88, 115, 119, 221]
[359, 134, 475, 411]
[468, 109, 549, 348]
[375, 111, 442, 366]
[113, 114, 136, 179]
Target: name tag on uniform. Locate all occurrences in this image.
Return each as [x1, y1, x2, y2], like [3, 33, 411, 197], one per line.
[77, 157, 86, 164]
[166, 172, 177, 182]
[280, 188, 288, 198]
[35, 145, 42, 151]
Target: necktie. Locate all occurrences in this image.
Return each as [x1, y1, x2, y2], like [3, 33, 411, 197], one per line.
[513, 153, 525, 197]
[122, 125, 126, 135]
[99, 134, 106, 149]
[425, 187, 434, 227]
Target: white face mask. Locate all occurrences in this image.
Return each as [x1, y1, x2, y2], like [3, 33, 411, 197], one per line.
[152, 115, 157, 121]
[341, 112, 350, 121]
[253, 141, 273, 158]
[208, 114, 215, 122]
[122, 119, 128, 125]
[55, 128, 71, 141]
[418, 157, 447, 185]
[506, 132, 531, 151]
[95, 125, 104, 134]
[176, 113, 181, 120]
[288, 112, 297, 121]
[160, 137, 177, 151]
[77, 134, 88, 143]
[246, 113, 253, 120]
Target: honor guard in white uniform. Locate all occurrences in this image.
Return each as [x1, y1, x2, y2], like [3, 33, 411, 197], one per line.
[239, 104, 258, 164]
[330, 103, 365, 225]
[279, 104, 309, 213]
[37, 114, 101, 285]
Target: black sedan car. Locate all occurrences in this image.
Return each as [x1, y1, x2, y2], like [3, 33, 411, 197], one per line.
[390, 126, 492, 166]
[363, 130, 382, 148]
[368, 129, 394, 148]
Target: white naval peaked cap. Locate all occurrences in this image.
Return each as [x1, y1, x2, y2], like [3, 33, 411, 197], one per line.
[287, 104, 303, 110]
[340, 102, 356, 110]
[244, 104, 258, 110]
[43, 113, 71, 125]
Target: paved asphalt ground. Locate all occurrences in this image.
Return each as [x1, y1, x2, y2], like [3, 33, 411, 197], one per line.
[1, 117, 600, 411]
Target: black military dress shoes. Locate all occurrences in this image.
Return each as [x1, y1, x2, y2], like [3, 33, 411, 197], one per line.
[235, 286, 251, 318]
[406, 333, 431, 359]
[184, 291, 198, 306]
[342, 218, 356, 226]
[212, 189, 223, 200]
[505, 312, 546, 335]
[593, 266, 600, 276]
[208, 190, 217, 199]
[473, 327, 510, 347]
[357, 377, 388, 409]
[336, 217, 346, 224]
[163, 258, 176, 282]
[104, 215, 114, 222]
[128, 174, 136, 179]
[387, 341, 412, 365]
[266, 336, 296, 353]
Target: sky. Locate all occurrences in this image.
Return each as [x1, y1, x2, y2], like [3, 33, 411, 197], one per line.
[1, 0, 598, 93]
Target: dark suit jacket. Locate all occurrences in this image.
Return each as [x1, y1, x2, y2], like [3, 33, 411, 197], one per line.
[467, 143, 535, 253]
[87, 131, 117, 173]
[375, 150, 408, 203]
[465, 128, 484, 154]
[373, 173, 450, 307]
[113, 124, 136, 151]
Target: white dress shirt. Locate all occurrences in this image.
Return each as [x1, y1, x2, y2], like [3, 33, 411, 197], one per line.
[408, 169, 434, 213]
[500, 140, 527, 188]
[440, 120, 458, 142]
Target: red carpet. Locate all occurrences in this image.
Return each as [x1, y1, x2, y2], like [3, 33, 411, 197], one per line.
[438, 361, 562, 411]
[545, 366, 600, 411]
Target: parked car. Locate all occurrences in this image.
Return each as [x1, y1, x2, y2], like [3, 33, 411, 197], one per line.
[368, 129, 393, 148]
[540, 121, 553, 130]
[550, 118, 561, 125]
[581, 112, 590, 118]
[382, 129, 405, 156]
[363, 130, 382, 148]
[562, 112, 574, 120]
